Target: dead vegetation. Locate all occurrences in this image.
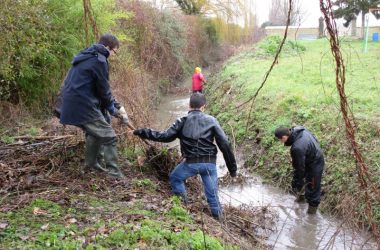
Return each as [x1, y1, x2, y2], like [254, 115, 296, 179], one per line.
[0, 116, 277, 249]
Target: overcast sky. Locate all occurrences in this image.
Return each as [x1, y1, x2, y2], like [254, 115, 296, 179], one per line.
[146, 0, 380, 27]
[256, 1, 319, 27]
[255, 0, 380, 27]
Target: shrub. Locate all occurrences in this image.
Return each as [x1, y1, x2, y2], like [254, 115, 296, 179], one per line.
[257, 35, 306, 56]
[0, 0, 127, 110]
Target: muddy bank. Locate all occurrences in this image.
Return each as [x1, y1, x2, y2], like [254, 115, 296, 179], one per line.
[0, 101, 271, 249]
[152, 85, 378, 249]
[0, 132, 265, 248]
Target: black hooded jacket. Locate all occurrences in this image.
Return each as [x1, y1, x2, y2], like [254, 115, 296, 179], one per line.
[60, 44, 115, 125]
[285, 126, 324, 190]
[135, 110, 237, 176]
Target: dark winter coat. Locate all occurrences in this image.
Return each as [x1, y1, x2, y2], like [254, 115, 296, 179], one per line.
[134, 110, 237, 176]
[60, 44, 116, 125]
[285, 126, 324, 192]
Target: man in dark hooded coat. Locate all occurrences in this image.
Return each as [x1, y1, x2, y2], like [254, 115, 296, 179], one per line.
[60, 34, 128, 178]
[275, 126, 325, 214]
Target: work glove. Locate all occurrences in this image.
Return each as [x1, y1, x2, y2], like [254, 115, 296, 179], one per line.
[117, 106, 129, 124]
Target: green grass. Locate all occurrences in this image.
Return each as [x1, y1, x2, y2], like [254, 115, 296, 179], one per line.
[131, 178, 156, 192]
[206, 37, 380, 227]
[0, 196, 231, 249]
[217, 38, 379, 118]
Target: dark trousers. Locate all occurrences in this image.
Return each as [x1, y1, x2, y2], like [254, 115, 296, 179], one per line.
[305, 158, 324, 207]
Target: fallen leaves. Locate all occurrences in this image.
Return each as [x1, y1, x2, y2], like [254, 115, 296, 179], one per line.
[137, 156, 146, 167]
[19, 235, 30, 241]
[77, 236, 86, 245]
[0, 222, 8, 229]
[67, 218, 77, 224]
[33, 207, 48, 215]
[97, 225, 108, 234]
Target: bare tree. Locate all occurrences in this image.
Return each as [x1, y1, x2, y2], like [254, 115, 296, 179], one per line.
[268, 0, 304, 26]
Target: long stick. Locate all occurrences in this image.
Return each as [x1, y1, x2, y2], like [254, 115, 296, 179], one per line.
[126, 123, 152, 147]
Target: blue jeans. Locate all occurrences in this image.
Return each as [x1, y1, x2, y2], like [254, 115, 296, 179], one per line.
[169, 161, 221, 217]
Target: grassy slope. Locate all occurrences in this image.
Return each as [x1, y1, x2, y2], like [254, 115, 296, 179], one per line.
[0, 184, 231, 249]
[207, 38, 380, 227]
[0, 139, 236, 249]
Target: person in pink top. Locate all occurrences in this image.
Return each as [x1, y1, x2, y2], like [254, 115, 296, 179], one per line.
[192, 67, 206, 93]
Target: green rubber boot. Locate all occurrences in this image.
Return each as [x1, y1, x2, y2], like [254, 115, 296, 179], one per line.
[82, 135, 108, 174]
[103, 139, 125, 179]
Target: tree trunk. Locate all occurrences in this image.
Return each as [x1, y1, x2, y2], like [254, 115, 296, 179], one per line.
[351, 17, 357, 37]
[318, 17, 324, 38]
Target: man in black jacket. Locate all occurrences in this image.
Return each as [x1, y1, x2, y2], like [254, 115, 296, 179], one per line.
[60, 34, 128, 178]
[275, 126, 324, 214]
[133, 93, 237, 220]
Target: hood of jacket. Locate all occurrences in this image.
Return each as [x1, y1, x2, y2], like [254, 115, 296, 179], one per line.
[71, 44, 110, 66]
[285, 125, 305, 146]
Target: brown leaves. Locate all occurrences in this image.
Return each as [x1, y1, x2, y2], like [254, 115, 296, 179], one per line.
[97, 225, 108, 234]
[137, 156, 146, 167]
[0, 222, 8, 229]
[19, 235, 30, 241]
[33, 207, 48, 215]
[173, 226, 182, 232]
[66, 218, 77, 224]
[40, 223, 49, 230]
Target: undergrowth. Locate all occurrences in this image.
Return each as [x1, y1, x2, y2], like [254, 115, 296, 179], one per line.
[0, 195, 230, 249]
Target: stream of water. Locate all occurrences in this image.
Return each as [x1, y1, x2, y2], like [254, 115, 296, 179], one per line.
[152, 88, 377, 249]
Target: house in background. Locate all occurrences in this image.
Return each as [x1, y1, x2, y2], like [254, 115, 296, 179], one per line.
[263, 14, 380, 41]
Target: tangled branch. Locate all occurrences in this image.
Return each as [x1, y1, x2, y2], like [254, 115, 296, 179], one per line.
[240, 0, 293, 135]
[320, 0, 380, 240]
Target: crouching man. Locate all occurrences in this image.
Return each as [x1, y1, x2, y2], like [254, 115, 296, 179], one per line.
[133, 93, 237, 220]
[275, 126, 324, 214]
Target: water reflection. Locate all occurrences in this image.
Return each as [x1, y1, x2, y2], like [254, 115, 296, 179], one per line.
[219, 180, 377, 250]
[153, 95, 377, 250]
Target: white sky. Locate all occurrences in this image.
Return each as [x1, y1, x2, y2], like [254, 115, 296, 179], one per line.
[143, 0, 380, 27]
[255, 0, 380, 27]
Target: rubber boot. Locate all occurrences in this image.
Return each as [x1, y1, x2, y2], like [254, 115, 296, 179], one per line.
[97, 145, 105, 167]
[307, 205, 318, 214]
[83, 135, 108, 174]
[295, 194, 306, 203]
[103, 139, 125, 179]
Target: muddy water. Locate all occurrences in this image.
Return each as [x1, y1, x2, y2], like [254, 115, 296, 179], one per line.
[153, 90, 377, 249]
